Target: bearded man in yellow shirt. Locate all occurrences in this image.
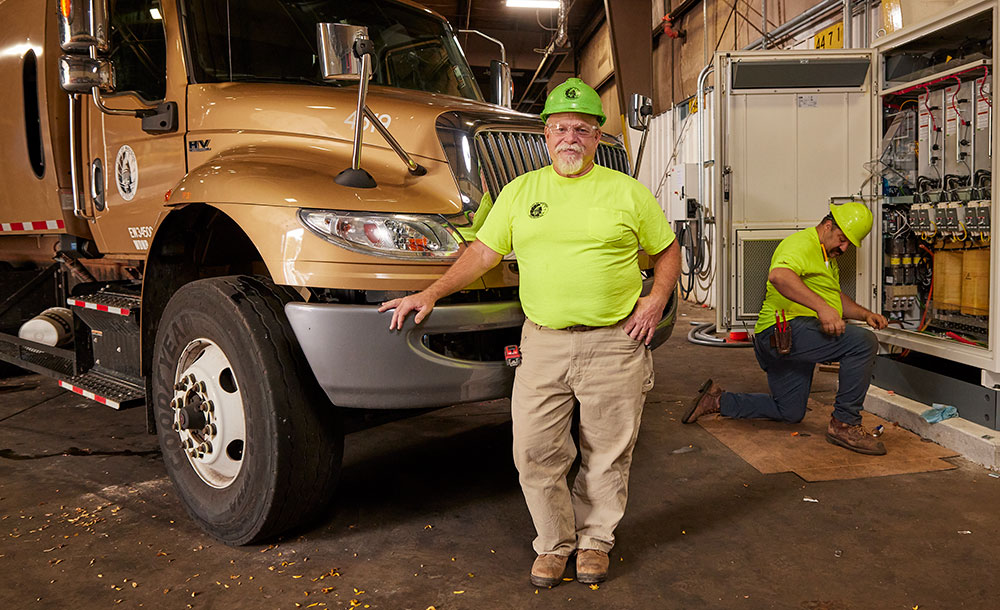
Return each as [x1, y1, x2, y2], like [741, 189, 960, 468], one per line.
[380, 78, 680, 587]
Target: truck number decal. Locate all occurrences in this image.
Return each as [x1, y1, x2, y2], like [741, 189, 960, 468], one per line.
[344, 110, 391, 134]
[128, 226, 153, 250]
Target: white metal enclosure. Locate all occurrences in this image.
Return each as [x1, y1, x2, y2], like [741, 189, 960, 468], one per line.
[714, 49, 875, 332]
[713, 0, 1000, 387]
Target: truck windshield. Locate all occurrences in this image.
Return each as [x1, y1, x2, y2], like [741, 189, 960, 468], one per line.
[181, 0, 483, 101]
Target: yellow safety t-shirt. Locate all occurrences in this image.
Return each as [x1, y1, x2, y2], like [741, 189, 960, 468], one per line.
[755, 226, 843, 334]
[476, 164, 675, 329]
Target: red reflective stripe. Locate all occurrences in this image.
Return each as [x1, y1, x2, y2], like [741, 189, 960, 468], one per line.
[96, 304, 109, 312]
[120, 308, 131, 316]
[0, 220, 65, 232]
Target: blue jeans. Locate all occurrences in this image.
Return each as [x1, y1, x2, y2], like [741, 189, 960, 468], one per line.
[719, 317, 878, 426]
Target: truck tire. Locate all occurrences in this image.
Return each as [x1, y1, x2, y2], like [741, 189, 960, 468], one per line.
[152, 275, 342, 545]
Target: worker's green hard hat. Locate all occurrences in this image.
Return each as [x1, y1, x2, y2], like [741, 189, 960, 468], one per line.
[540, 77, 606, 126]
[830, 201, 873, 247]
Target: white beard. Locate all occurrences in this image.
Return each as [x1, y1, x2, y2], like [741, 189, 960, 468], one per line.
[553, 154, 584, 175]
[553, 143, 585, 175]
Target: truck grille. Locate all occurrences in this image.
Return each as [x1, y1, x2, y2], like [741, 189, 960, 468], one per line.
[474, 131, 630, 199]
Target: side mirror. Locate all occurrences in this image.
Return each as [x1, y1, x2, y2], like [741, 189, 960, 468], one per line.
[57, 0, 109, 53]
[490, 59, 513, 108]
[627, 93, 653, 131]
[58, 55, 115, 94]
[317, 23, 371, 81]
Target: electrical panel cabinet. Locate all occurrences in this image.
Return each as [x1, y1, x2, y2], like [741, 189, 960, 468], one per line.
[715, 0, 998, 382]
[873, 0, 996, 376]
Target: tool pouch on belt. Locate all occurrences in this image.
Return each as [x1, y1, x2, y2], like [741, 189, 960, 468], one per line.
[769, 326, 792, 355]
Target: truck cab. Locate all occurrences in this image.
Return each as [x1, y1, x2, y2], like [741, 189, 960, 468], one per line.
[0, 0, 676, 544]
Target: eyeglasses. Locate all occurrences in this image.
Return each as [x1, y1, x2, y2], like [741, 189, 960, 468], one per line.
[546, 123, 600, 138]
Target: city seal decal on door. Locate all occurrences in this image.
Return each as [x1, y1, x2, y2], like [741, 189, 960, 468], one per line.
[115, 145, 139, 202]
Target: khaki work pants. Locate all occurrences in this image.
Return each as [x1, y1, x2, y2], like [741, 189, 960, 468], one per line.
[512, 320, 654, 556]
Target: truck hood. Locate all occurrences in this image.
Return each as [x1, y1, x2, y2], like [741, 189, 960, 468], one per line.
[187, 82, 538, 162]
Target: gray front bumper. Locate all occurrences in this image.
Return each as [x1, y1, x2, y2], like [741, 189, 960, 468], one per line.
[285, 279, 677, 410]
[285, 301, 524, 409]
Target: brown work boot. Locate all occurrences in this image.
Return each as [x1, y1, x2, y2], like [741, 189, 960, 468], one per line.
[826, 416, 887, 455]
[530, 553, 569, 587]
[575, 549, 609, 584]
[682, 379, 723, 424]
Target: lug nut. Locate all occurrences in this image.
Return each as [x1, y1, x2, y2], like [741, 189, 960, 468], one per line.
[188, 449, 199, 459]
[195, 381, 207, 393]
[199, 441, 213, 454]
[201, 400, 214, 414]
[173, 381, 187, 391]
[170, 398, 182, 410]
[202, 424, 217, 436]
[172, 422, 180, 432]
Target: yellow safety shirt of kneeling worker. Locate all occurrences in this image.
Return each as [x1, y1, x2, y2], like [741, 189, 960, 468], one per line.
[476, 164, 675, 329]
[755, 226, 844, 334]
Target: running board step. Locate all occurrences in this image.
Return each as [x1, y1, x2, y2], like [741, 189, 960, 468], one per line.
[67, 291, 141, 317]
[58, 370, 144, 410]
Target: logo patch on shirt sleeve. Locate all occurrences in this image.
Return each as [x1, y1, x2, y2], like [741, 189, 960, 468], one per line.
[529, 202, 548, 218]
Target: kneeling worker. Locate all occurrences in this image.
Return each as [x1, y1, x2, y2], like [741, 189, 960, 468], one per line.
[683, 202, 889, 455]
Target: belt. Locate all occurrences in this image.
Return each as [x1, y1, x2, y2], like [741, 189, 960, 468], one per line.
[558, 324, 606, 332]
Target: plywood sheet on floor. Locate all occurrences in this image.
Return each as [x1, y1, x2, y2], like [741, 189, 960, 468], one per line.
[697, 399, 959, 481]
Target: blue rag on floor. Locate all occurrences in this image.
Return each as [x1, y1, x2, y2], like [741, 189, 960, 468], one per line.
[921, 403, 959, 424]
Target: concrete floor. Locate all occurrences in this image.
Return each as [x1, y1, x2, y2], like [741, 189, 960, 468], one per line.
[2, 301, 999, 609]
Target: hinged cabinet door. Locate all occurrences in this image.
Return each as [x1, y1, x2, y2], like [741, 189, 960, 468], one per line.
[714, 49, 876, 331]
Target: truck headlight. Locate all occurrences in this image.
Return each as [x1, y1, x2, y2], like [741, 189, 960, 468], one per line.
[298, 209, 463, 259]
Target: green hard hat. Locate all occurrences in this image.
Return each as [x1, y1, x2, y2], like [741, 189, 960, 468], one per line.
[830, 201, 873, 247]
[540, 77, 606, 126]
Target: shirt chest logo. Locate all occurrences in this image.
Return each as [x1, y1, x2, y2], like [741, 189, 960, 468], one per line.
[529, 202, 548, 218]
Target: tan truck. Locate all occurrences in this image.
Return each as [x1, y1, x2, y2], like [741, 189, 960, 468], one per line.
[0, 0, 676, 544]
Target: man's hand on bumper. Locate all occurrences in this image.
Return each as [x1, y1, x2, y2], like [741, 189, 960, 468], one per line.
[379, 292, 437, 330]
[624, 295, 666, 345]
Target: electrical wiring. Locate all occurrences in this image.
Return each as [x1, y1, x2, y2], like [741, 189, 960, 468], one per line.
[916, 244, 934, 332]
[949, 76, 976, 180]
[980, 66, 992, 107]
[920, 89, 945, 191]
[653, 115, 694, 200]
[687, 322, 752, 348]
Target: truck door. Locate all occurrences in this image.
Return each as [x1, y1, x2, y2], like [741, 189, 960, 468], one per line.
[85, 0, 185, 254]
[713, 49, 876, 332]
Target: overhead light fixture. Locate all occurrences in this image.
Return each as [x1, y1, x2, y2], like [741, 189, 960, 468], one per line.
[149, 7, 162, 20]
[506, 0, 561, 8]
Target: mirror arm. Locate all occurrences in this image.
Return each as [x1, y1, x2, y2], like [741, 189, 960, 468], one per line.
[335, 36, 377, 188]
[361, 106, 426, 176]
[458, 29, 505, 64]
[86, 48, 147, 117]
[90, 86, 147, 117]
